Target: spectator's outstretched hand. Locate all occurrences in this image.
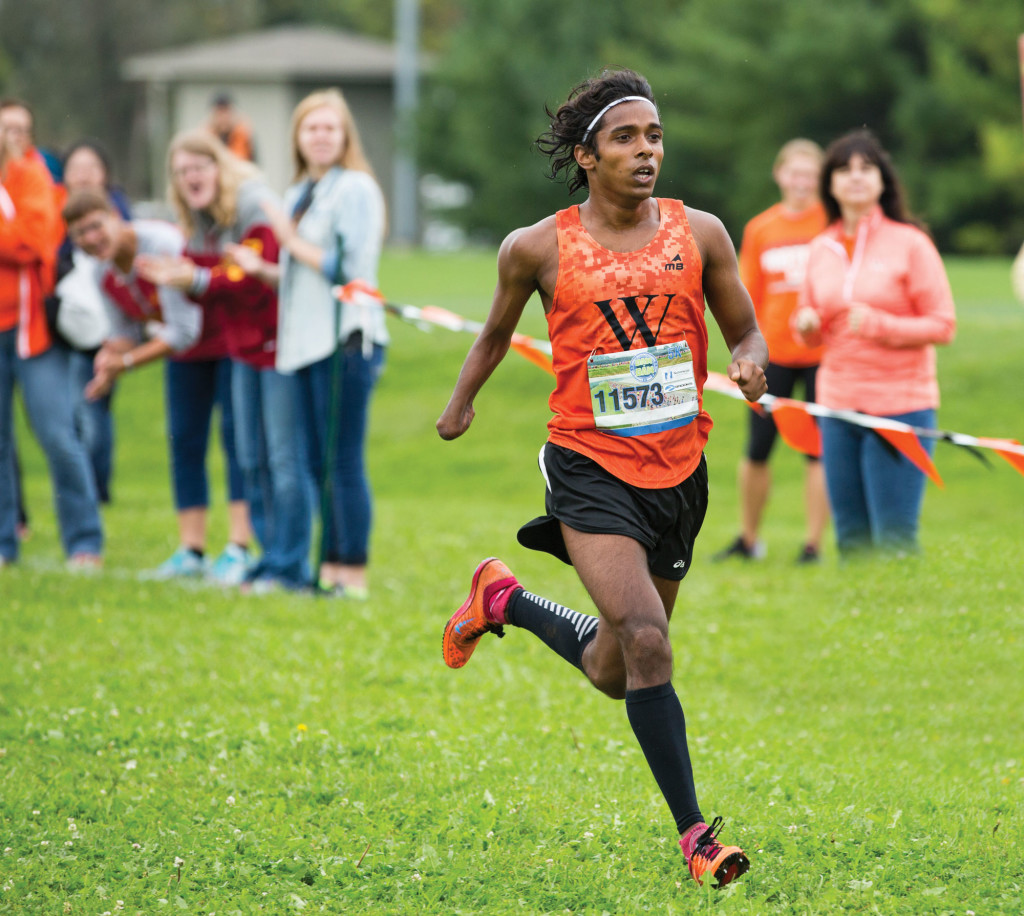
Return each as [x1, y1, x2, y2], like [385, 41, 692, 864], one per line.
[136, 255, 196, 291]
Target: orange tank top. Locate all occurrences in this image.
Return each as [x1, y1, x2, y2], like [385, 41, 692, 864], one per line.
[546, 199, 711, 489]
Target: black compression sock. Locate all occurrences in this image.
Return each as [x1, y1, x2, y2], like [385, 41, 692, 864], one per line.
[505, 589, 599, 672]
[625, 682, 703, 835]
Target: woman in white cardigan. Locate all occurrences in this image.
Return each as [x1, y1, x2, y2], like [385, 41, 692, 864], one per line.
[231, 89, 387, 598]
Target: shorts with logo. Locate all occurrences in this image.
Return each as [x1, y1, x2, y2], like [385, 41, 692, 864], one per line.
[517, 442, 708, 581]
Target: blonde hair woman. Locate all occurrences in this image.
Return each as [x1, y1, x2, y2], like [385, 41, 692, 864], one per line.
[136, 129, 307, 587]
[231, 88, 387, 598]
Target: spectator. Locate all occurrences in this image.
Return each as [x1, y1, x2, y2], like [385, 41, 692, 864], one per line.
[106, 131, 253, 584]
[1012, 241, 1024, 305]
[206, 93, 255, 162]
[61, 189, 202, 400]
[794, 129, 956, 555]
[261, 88, 387, 599]
[0, 98, 57, 537]
[1, 118, 103, 569]
[0, 98, 61, 180]
[714, 139, 829, 564]
[53, 139, 133, 503]
[138, 130, 310, 591]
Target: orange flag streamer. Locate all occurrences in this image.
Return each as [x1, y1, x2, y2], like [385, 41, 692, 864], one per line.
[343, 294, 1024, 484]
[510, 337, 554, 373]
[770, 399, 822, 458]
[977, 438, 1024, 476]
[874, 428, 944, 488]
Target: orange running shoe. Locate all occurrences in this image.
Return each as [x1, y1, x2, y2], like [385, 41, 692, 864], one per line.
[682, 817, 750, 888]
[442, 557, 520, 669]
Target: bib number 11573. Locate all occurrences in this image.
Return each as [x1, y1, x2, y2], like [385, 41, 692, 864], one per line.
[587, 339, 698, 437]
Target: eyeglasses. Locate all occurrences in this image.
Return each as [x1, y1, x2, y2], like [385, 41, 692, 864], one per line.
[171, 160, 217, 180]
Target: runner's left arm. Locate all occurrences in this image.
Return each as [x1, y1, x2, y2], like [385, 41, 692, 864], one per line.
[692, 209, 768, 402]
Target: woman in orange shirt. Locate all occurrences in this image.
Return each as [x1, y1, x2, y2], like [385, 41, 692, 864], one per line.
[716, 139, 829, 564]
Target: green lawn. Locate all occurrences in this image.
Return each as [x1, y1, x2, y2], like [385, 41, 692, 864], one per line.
[2, 252, 1022, 914]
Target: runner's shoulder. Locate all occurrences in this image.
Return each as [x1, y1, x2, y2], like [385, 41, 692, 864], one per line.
[683, 205, 732, 262]
[498, 215, 558, 282]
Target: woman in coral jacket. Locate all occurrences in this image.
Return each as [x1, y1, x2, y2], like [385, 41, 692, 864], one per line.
[794, 129, 956, 555]
[138, 131, 310, 592]
[0, 124, 103, 568]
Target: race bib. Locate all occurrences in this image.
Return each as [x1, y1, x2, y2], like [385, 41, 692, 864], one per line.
[587, 340, 698, 437]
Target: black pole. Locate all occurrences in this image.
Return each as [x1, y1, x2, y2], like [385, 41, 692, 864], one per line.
[314, 236, 346, 594]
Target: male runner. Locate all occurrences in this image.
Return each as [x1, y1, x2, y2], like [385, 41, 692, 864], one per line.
[437, 69, 767, 888]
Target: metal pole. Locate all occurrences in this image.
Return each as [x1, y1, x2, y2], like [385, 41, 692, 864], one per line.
[393, 0, 420, 245]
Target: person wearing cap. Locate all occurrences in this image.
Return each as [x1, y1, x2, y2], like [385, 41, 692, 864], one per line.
[206, 92, 255, 162]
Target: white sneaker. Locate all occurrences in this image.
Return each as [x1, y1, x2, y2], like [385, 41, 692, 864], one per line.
[148, 546, 207, 580]
[207, 543, 252, 586]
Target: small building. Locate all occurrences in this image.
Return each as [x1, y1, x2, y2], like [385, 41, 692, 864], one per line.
[124, 25, 414, 232]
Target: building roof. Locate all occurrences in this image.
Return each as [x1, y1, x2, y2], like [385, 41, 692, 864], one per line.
[123, 25, 399, 82]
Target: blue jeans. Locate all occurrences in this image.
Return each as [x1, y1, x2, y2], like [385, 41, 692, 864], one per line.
[819, 409, 936, 554]
[232, 362, 312, 587]
[0, 330, 104, 560]
[296, 338, 385, 566]
[164, 357, 245, 511]
[68, 347, 114, 503]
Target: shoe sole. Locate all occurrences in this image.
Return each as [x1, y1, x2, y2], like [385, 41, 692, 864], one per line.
[442, 557, 498, 669]
[713, 850, 750, 889]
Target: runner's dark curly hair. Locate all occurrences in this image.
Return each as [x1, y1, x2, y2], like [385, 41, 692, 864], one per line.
[535, 69, 657, 195]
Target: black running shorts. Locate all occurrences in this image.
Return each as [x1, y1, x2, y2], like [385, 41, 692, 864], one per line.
[517, 443, 708, 581]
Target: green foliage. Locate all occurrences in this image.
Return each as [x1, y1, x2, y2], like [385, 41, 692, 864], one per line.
[420, 0, 1024, 253]
[418, 0, 679, 240]
[2, 252, 1023, 913]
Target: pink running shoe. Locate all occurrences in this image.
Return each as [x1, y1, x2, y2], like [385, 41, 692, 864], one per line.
[442, 558, 519, 669]
[681, 817, 750, 888]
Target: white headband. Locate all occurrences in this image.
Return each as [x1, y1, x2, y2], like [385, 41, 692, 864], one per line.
[580, 95, 657, 145]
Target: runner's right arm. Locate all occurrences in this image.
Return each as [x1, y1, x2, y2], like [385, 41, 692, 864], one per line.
[436, 220, 553, 440]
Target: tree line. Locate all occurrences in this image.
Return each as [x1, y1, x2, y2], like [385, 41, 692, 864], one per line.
[2, 0, 1022, 252]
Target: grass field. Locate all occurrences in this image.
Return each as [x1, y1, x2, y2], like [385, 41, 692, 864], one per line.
[2, 252, 1023, 914]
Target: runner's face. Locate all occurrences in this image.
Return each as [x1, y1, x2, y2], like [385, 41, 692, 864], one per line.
[297, 105, 345, 174]
[589, 99, 663, 197]
[170, 150, 220, 211]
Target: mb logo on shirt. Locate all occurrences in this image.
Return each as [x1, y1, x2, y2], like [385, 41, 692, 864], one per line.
[663, 254, 686, 271]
